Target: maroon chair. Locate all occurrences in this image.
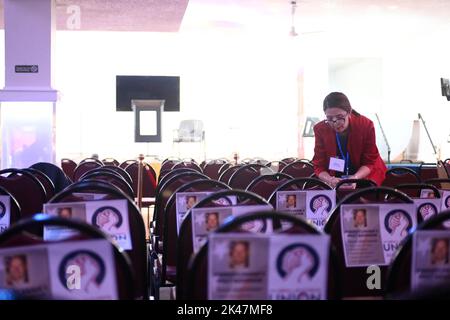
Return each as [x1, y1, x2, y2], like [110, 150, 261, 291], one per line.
[73, 160, 103, 182]
[158, 159, 181, 182]
[228, 164, 274, 190]
[217, 163, 232, 178]
[23, 168, 56, 202]
[161, 179, 230, 285]
[0, 215, 134, 300]
[49, 180, 147, 300]
[245, 173, 293, 200]
[61, 158, 77, 181]
[152, 171, 209, 250]
[100, 165, 133, 186]
[424, 178, 450, 190]
[0, 185, 21, 227]
[279, 157, 298, 171]
[218, 165, 242, 185]
[382, 167, 421, 188]
[183, 209, 341, 300]
[202, 159, 229, 180]
[324, 187, 413, 298]
[177, 189, 273, 299]
[172, 161, 203, 173]
[280, 160, 315, 178]
[102, 157, 120, 166]
[335, 178, 377, 202]
[120, 159, 137, 169]
[386, 210, 450, 299]
[80, 172, 134, 199]
[268, 177, 332, 208]
[0, 169, 47, 219]
[125, 162, 157, 198]
[419, 162, 439, 181]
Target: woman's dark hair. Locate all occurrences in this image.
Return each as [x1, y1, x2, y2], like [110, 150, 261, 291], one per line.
[323, 92, 360, 116]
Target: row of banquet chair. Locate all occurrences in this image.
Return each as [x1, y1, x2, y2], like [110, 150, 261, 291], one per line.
[0, 156, 448, 299]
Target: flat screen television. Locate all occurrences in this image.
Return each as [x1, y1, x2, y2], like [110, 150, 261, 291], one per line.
[116, 75, 180, 111]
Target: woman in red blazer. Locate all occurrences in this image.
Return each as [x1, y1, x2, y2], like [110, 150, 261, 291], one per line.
[312, 92, 387, 187]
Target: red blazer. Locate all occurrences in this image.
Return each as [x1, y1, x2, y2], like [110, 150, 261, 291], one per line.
[312, 114, 387, 185]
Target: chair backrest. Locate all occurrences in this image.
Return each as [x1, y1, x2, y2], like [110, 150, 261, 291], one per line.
[73, 161, 103, 182]
[79, 157, 104, 166]
[425, 178, 450, 190]
[0, 169, 47, 219]
[419, 162, 439, 181]
[246, 173, 293, 200]
[30, 162, 72, 193]
[48, 181, 147, 300]
[101, 166, 133, 186]
[218, 165, 242, 184]
[280, 160, 315, 178]
[183, 210, 340, 300]
[161, 179, 230, 284]
[177, 189, 273, 299]
[228, 164, 274, 190]
[61, 158, 77, 181]
[386, 210, 450, 299]
[217, 163, 232, 178]
[156, 168, 198, 194]
[382, 167, 421, 188]
[0, 185, 21, 228]
[268, 177, 332, 208]
[102, 158, 120, 166]
[22, 168, 55, 202]
[80, 172, 135, 199]
[119, 159, 137, 169]
[153, 171, 209, 241]
[171, 161, 203, 173]
[202, 160, 229, 180]
[0, 214, 134, 300]
[323, 186, 414, 298]
[395, 183, 441, 199]
[176, 120, 204, 142]
[125, 162, 157, 197]
[335, 178, 377, 202]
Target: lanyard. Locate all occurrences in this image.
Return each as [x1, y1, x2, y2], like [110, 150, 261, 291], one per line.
[336, 132, 349, 176]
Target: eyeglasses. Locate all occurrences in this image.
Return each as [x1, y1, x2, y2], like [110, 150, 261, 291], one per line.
[325, 113, 348, 126]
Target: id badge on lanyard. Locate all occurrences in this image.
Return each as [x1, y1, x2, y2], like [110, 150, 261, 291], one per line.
[328, 133, 349, 176]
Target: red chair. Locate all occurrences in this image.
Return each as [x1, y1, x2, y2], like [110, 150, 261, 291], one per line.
[49, 180, 147, 300]
[0, 185, 21, 227]
[280, 160, 315, 178]
[160, 179, 230, 286]
[120, 159, 137, 169]
[102, 158, 120, 166]
[183, 209, 341, 300]
[324, 186, 413, 298]
[382, 167, 421, 188]
[23, 168, 56, 202]
[218, 165, 242, 185]
[418, 162, 439, 181]
[335, 178, 377, 202]
[202, 159, 229, 180]
[228, 164, 274, 190]
[61, 158, 77, 181]
[0, 169, 47, 219]
[0, 214, 134, 300]
[80, 172, 135, 199]
[386, 210, 450, 299]
[125, 162, 157, 198]
[177, 189, 273, 299]
[268, 177, 332, 208]
[245, 173, 293, 200]
[172, 161, 203, 173]
[73, 160, 103, 182]
[152, 171, 209, 252]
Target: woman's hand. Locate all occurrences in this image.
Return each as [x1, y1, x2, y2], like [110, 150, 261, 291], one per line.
[328, 176, 341, 188]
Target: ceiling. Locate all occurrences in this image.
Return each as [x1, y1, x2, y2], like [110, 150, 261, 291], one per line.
[0, 0, 449, 34]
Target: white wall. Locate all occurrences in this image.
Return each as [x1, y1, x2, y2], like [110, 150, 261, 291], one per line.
[53, 31, 299, 163]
